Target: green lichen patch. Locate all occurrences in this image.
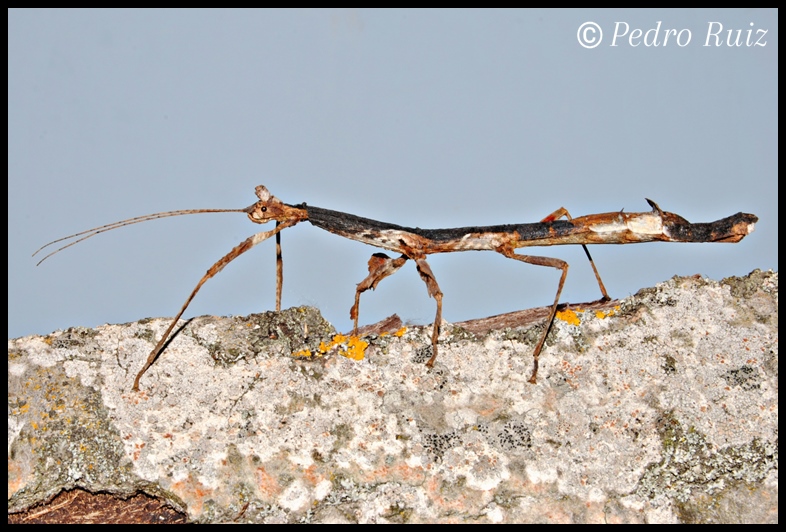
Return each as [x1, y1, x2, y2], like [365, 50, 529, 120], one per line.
[8, 364, 136, 510]
[637, 412, 777, 507]
[197, 306, 336, 365]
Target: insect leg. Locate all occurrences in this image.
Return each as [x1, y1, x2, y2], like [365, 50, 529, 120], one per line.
[275, 222, 282, 311]
[132, 221, 294, 391]
[350, 253, 408, 334]
[540, 207, 609, 301]
[413, 258, 444, 368]
[498, 249, 569, 384]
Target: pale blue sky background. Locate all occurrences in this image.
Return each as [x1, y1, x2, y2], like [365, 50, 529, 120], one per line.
[9, 9, 777, 340]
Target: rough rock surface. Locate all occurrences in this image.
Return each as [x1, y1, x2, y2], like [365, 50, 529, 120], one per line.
[8, 270, 778, 523]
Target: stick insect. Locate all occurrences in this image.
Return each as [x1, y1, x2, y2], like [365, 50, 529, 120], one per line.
[34, 186, 758, 391]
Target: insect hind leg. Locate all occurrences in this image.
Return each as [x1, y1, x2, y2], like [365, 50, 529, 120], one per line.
[541, 207, 609, 301]
[499, 249, 569, 384]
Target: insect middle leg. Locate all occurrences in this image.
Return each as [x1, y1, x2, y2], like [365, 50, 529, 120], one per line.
[351, 253, 444, 367]
[413, 258, 444, 367]
[351, 253, 408, 334]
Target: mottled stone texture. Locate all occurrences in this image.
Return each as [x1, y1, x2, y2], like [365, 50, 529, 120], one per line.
[8, 271, 778, 523]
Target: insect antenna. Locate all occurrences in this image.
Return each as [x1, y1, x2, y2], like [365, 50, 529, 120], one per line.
[33, 208, 250, 266]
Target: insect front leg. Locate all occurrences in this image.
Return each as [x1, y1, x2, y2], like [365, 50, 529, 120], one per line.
[133, 222, 294, 392]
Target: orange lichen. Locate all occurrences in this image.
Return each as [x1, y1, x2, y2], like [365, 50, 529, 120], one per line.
[342, 336, 369, 360]
[556, 309, 582, 326]
[557, 305, 619, 325]
[595, 305, 620, 319]
[315, 334, 369, 361]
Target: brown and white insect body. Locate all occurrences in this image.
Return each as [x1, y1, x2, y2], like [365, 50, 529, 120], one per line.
[34, 185, 758, 391]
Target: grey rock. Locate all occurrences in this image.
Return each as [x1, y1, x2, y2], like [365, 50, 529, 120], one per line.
[8, 271, 778, 523]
